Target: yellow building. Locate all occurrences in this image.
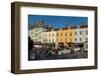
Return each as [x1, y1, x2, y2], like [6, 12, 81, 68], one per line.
[56, 27, 76, 49]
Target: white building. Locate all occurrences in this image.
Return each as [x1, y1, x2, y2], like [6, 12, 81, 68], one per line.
[42, 29, 56, 43]
[28, 20, 47, 42]
[74, 25, 88, 43]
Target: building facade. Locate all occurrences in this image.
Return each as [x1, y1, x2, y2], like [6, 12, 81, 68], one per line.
[56, 27, 75, 48]
[28, 21, 88, 49]
[56, 29, 67, 48]
[42, 29, 56, 43]
[74, 25, 88, 47]
[41, 29, 56, 49]
[28, 20, 47, 42]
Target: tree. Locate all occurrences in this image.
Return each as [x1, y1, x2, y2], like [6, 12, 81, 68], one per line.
[28, 37, 34, 51]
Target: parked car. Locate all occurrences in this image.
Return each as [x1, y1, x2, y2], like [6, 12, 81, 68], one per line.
[58, 49, 71, 55]
[74, 48, 80, 52]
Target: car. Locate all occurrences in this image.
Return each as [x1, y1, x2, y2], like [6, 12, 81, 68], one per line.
[58, 49, 71, 55]
[74, 48, 80, 52]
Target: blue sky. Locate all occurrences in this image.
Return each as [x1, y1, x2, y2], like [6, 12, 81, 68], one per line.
[28, 15, 88, 28]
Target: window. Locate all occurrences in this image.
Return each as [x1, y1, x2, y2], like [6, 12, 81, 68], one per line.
[57, 33, 59, 36]
[61, 39, 62, 42]
[52, 33, 54, 36]
[35, 33, 37, 36]
[65, 32, 67, 36]
[65, 39, 67, 42]
[80, 38, 82, 42]
[61, 33, 63, 36]
[86, 31, 88, 35]
[70, 32, 72, 36]
[49, 33, 51, 37]
[43, 39, 45, 42]
[75, 32, 77, 35]
[49, 39, 51, 43]
[80, 31, 82, 35]
[86, 44, 88, 48]
[70, 38, 72, 42]
[86, 38, 88, 42]
[45, 39, 47, 43]
[75, 38, 77, 42]
[52, 39, 54, 43]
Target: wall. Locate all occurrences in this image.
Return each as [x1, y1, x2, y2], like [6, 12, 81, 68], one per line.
[0, 0, 100, 76]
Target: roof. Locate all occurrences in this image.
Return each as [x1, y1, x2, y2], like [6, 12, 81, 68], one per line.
[28, 20, 54, 30]
[80, 24, 88, 28]
[28, 20, 88, 30]
[70, 26, 77, 29]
